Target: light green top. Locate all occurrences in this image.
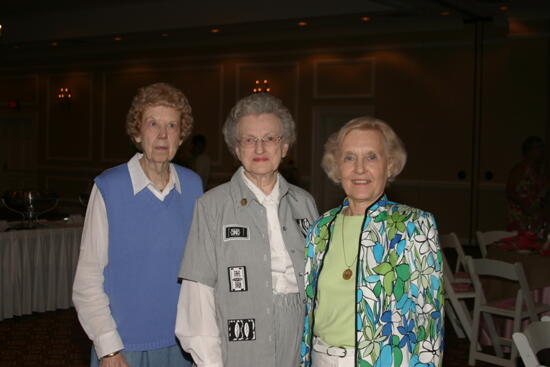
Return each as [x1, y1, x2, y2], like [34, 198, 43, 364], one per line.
[313, 213, 363, 347]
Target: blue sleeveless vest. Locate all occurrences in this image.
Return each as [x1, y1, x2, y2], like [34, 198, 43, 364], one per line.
[95, 163, 202, 351]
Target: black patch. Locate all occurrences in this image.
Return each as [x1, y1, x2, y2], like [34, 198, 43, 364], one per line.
[228, 266, 248, 292]
[295, 218, 311, 237]
[223, 225, 249, 241]
[228, 318, 256, 341]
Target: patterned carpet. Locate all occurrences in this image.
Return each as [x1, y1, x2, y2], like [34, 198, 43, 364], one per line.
[0, 308, 512, 366]
[0, 309, 90, 367]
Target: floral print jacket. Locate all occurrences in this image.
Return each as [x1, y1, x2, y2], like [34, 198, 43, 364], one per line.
[300, 195, 444, 367]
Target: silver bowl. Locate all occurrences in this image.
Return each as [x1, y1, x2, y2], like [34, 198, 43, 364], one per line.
[1, 189, 58, 229]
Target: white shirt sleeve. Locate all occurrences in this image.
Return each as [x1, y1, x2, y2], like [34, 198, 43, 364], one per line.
[72, 184, 124, 358]
[176, 279, 223, 367]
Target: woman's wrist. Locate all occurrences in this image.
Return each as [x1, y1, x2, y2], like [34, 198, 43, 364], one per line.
[101, 350, 121, 359]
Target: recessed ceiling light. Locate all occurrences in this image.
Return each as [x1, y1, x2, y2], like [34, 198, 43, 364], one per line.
[210, 28, 220, 33]
[361, 16, 371, 22]
[113, 36, 122, 41]
[297, 21, 308, 27]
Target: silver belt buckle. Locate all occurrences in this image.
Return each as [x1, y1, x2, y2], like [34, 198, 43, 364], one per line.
[327, 346, 347, 358]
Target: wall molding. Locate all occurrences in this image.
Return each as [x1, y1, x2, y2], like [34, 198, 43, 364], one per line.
[5, 32, 549, 75]
[100, 65, 225, 164]
[313, 57, 375, 99]
[0, 74, 39, 105]
[45, 72, 94, 162]
[392, 178, 505, 192]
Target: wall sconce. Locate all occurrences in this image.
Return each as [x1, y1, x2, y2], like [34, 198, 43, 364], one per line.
[57, 87, 72, 102]
[252, 79, 271, 93]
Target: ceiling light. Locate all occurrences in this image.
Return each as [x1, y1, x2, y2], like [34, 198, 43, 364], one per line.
[211, 28, 220, 33]
[499, 5, 509, 12]
[297, 21, 308, 27]
[361, 16, 371, 22]
[51, 41, 59, 47]
[113, 36, 122, 41]
[440, 10, 451, 16]
[161, 33, 169, 37]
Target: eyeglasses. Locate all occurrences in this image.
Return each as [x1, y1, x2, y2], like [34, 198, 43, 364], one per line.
[238, 135, 282, 148]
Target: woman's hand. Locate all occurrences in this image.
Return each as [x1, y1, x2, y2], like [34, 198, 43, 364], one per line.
[100, 353, 130, 367]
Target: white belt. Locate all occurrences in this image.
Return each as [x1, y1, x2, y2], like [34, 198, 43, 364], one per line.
[312, 337, 353, 358]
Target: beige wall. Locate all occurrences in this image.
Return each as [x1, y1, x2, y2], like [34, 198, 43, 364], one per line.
[0, 21, 547, 241]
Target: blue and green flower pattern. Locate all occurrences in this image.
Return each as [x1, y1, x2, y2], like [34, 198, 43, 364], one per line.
[300, 195, 444, 367]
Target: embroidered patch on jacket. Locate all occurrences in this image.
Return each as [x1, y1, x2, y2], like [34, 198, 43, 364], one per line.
[228, 318, 256, 341]
[295, 218, 311, 237]
[228, 266, 248, 292]
[223, 225, 250, 241]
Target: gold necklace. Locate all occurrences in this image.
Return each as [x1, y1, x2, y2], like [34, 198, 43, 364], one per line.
[341, 209, 358, 280]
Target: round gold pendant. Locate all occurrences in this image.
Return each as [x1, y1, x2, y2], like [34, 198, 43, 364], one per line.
[342, 268, 353, 280]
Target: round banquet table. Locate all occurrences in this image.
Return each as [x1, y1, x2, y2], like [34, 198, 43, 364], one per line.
[0, 221, 83, 321]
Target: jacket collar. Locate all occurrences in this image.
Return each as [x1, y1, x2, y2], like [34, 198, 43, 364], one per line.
[333, 193, 389, 218]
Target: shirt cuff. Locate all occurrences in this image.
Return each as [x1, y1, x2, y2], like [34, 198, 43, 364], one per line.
[94, 330, 124, 359]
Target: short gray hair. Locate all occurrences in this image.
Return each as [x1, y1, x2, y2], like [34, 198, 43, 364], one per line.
[322, 116, 407, 185]
[222, 93, 296, 157]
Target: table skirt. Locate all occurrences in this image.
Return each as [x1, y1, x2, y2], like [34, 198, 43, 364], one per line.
[0, 226, 82, 321]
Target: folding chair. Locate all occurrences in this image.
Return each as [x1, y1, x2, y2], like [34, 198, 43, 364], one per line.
[476, 230, 517, 258]
[513, 316, 550, 367]
[466, 256, 550, 367]
[440, 233, 475, 341]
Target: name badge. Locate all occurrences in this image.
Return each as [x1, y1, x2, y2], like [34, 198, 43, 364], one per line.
[223, 225, 250, 241]
[228, 266, 248, 292]
[228, 318, 256, 341]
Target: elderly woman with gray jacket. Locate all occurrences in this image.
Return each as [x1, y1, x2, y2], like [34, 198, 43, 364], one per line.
[175, 93, 318, 367]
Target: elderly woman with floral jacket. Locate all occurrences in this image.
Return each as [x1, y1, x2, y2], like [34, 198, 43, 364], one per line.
[300, 117, 444, 367]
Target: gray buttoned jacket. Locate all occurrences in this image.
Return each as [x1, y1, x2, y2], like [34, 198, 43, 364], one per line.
[179, 170, 318, 367]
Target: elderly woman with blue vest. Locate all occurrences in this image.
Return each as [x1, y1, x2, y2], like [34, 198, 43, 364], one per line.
[72, 83, 202, 367]
[300, 117, 444, 367]
[175, 93, 318, 367]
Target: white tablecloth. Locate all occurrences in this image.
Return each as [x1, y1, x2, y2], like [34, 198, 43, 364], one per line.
[0, 223, 83, 321]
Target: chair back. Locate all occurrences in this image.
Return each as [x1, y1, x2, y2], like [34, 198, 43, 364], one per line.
[441, 237, 476, 342]
[476, 230, 517, 258]
[513, 316, 550, 367]
[466, 256, 550, 367]
[440, 232, 468, 279]
[466, 256, 537, 321]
